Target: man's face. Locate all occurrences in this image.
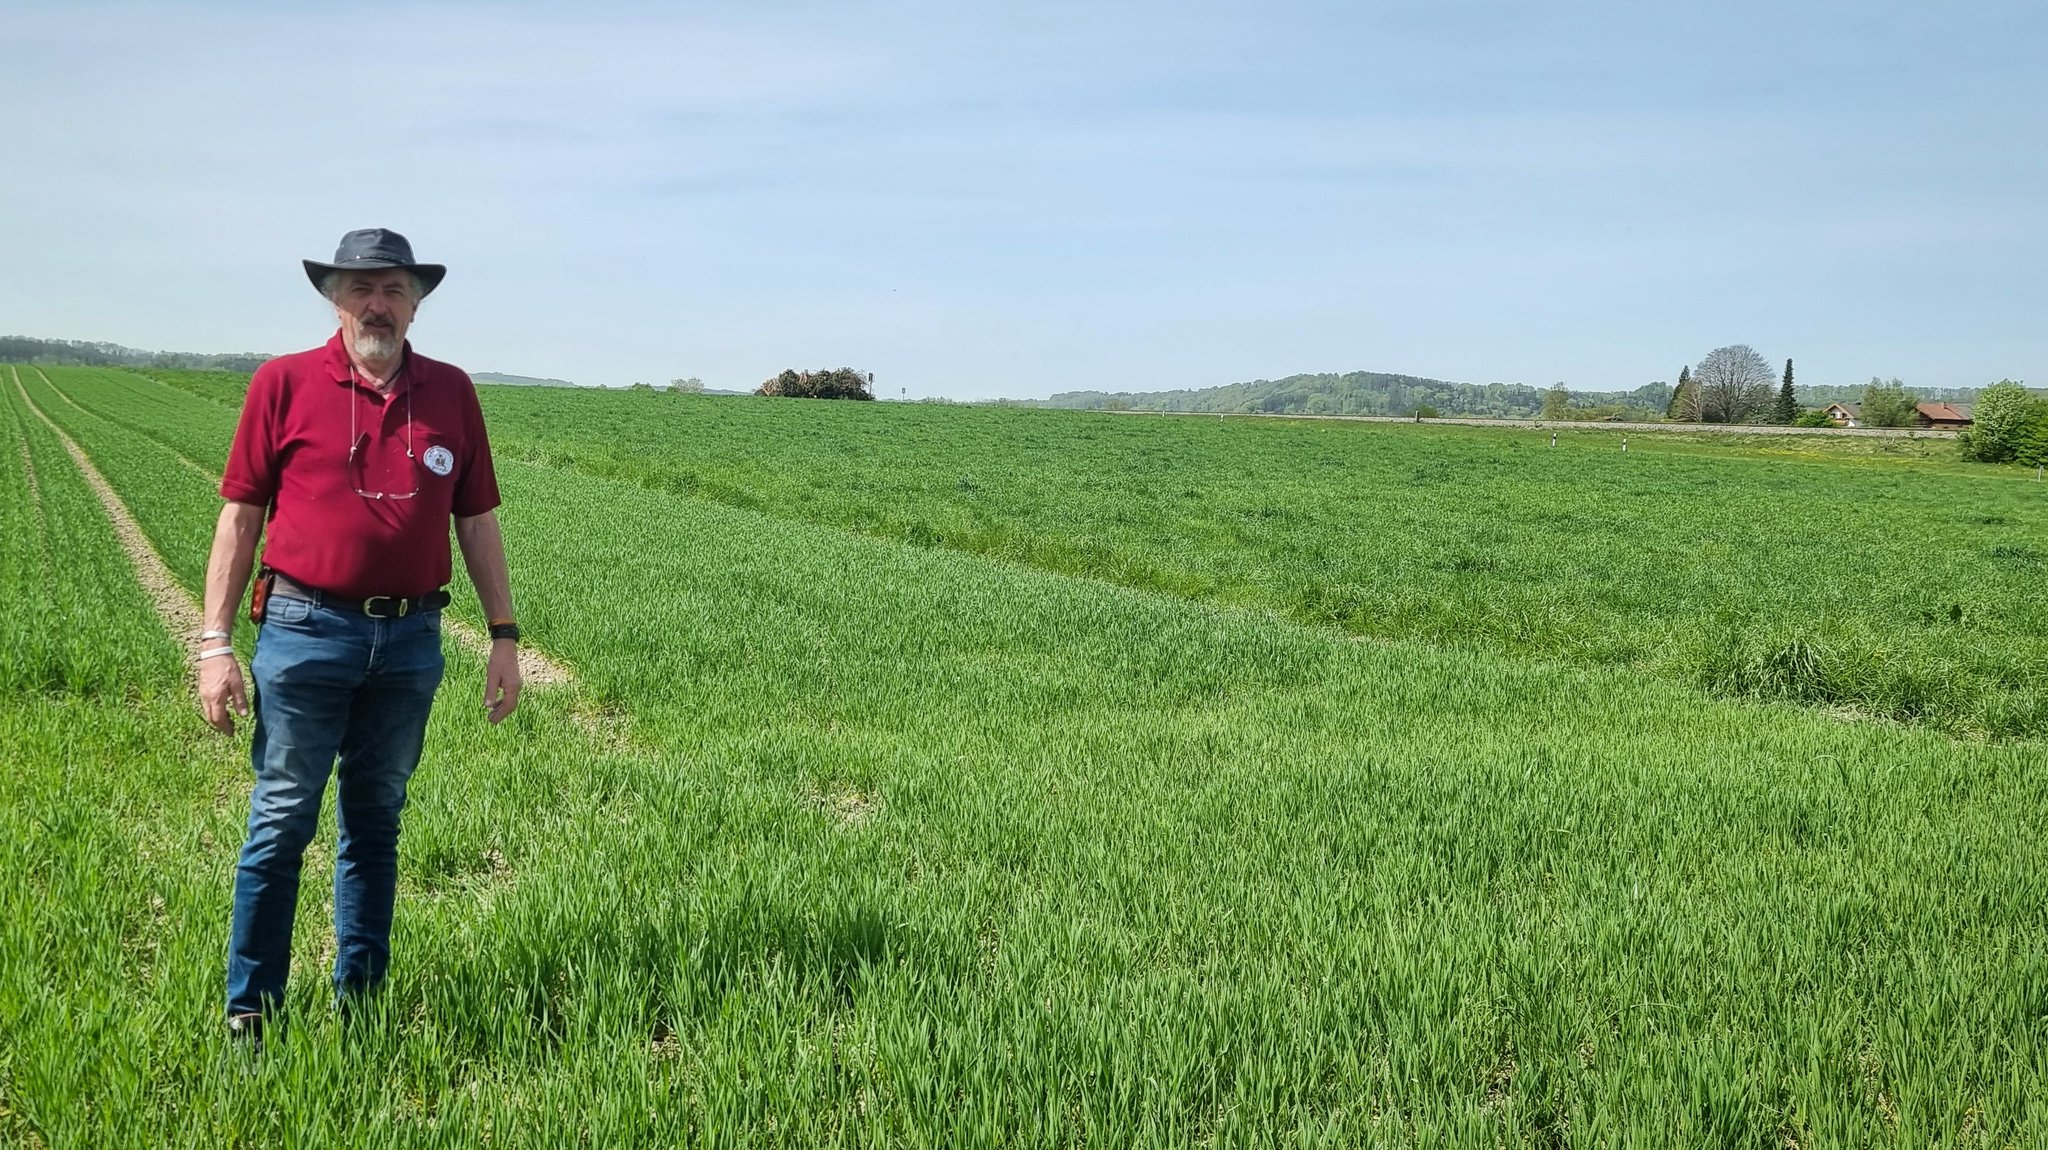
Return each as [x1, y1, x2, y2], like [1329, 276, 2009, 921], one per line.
[333, 269, 419, 365]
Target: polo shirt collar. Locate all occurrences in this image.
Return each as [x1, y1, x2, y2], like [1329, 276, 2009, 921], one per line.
[323, 330, 420, 395]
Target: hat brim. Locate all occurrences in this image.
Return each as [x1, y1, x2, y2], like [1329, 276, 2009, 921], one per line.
[304, 259, 446, 298]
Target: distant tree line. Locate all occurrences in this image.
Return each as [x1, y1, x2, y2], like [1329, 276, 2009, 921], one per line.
[1048, 353, 2029, 430]
[1047, 372, 1672, 421]
[1790, 381, 1987, 406]
[0, 335, 272, 373]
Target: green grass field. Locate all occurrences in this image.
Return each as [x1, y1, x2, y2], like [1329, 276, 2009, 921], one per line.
[472, 389, 2048, 740]
[4, 366, 2046, 1146]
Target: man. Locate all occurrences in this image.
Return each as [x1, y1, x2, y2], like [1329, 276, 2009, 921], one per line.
[196, 228, 523, 1045]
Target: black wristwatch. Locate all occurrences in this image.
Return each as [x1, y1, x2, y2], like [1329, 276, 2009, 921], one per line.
[488, 622, 521, 644]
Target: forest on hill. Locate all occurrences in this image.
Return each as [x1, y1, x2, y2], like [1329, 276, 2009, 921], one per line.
[0, 335, 272, 373]
[1045, 372, 1676, 420]
[1045, 371, 1994, 420]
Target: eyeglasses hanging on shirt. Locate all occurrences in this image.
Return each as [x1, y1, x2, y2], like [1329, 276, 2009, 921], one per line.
[348, 362, 419, 500]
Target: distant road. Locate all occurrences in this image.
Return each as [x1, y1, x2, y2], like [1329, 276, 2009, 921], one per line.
[1103, 410, 1962, 440]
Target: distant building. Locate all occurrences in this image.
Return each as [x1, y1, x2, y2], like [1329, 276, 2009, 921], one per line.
[1823, 403, 1860, 428]
[1914, 402, 1973, 429]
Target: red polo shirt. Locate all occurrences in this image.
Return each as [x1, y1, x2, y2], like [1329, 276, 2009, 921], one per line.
[221, 332, 501, 599]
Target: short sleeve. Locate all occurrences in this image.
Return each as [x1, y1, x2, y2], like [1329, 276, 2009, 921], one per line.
[220, 365, 281, 504]
[451, 378, 501, 518]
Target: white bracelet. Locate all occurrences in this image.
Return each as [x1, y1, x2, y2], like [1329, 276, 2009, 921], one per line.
[200, 629, 231, 641]
[198, 647, 237, 660]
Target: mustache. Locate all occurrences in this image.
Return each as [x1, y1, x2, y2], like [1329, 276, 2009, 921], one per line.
[361, 315, 397, 329]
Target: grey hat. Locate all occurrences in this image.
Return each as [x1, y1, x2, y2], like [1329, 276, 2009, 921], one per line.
[303, 228, 447, 297]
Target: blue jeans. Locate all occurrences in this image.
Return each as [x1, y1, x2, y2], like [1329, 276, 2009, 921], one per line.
[226, 594, 444, 1018]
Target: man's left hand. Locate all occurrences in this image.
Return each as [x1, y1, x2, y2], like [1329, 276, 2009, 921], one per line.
[484, 639, 523, 724]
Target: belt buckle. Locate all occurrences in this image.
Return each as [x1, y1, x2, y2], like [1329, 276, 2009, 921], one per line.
[363, 595, 396, 618]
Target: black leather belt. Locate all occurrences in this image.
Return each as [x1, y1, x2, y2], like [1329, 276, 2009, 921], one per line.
[270, 571, 451, 619]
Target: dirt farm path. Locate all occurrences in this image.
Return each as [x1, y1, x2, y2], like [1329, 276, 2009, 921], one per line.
[12, 366, 571, 688]
[13, 366, 207, 666]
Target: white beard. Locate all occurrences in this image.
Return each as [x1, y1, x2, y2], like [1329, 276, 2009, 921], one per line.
[352, 329, 401, 362]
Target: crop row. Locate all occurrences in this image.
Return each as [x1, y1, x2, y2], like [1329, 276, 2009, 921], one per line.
[130, 368, 250, 409]
[13, 367, 238, 598]
[6, 365, 2046, 1144]
[0, 367, 183, 696]
[1, 366, 210, 1148]
[37, 366, 237, 472]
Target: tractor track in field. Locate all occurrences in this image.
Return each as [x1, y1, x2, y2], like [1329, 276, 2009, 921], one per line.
[32, 365, 226, 483]
[20, 365, 573, 690]
[491, 623, 572, 688]
[11, 366, 207, 664]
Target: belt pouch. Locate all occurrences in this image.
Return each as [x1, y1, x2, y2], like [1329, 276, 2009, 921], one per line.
[249, 566, 275, 624]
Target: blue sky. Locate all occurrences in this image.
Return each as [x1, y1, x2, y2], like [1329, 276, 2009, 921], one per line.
[4, 1, 2043, 397]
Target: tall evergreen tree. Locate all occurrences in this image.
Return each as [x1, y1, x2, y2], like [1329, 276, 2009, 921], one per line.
[1667, 365, 1697, 421]
[1773, 359, 1798, 424]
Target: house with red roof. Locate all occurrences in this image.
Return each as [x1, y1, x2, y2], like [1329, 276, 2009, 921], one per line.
[1914, 403, 1973, 429]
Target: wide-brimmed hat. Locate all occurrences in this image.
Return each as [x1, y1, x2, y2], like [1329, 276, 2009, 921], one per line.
[303, 228, 447, 298]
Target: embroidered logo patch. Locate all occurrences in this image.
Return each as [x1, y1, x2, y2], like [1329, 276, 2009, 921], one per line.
[422, 445, 455, 476]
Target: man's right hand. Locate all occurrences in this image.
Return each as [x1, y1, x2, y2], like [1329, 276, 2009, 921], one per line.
[200, 656, 250, 735]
